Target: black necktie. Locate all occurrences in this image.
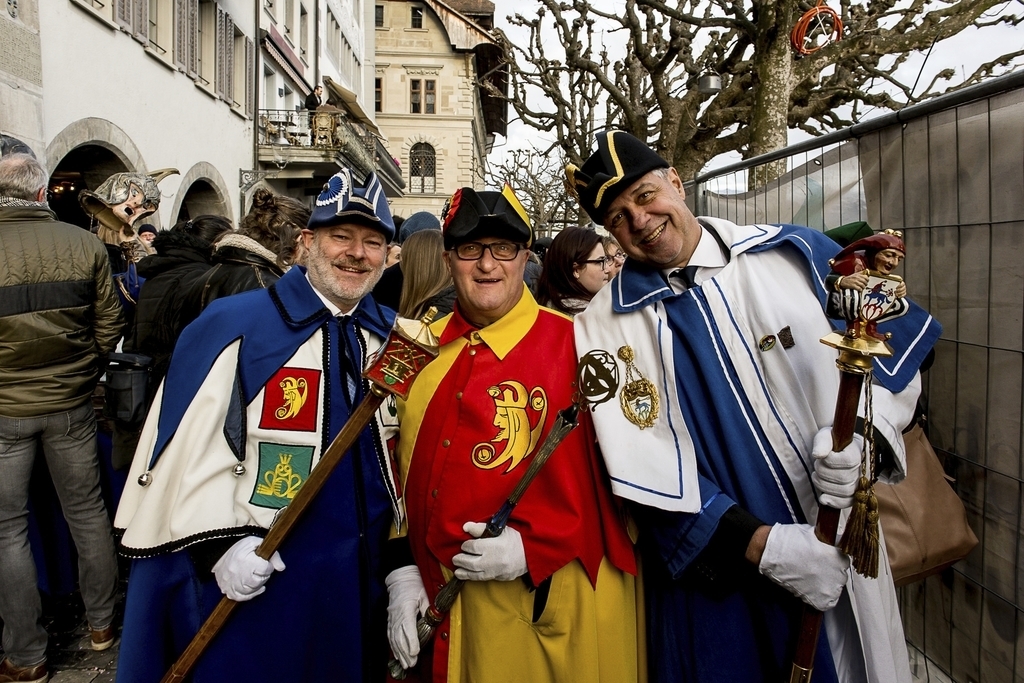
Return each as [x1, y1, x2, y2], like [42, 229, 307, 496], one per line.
[672, 265, 699, 290]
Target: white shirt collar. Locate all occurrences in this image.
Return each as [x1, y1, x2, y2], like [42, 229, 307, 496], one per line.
[305, 272, 357, 317]
[660, 225, 728, 291]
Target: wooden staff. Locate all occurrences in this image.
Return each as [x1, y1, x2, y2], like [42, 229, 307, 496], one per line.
[162, 310, 439, 683]
[790, 324, 889, 683]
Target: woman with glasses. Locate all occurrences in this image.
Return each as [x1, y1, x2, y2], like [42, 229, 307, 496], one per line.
[536, 227, 611, 316]
[603, 234, 626, 279]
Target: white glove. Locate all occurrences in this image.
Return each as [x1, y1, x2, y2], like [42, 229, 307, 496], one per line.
[810, 428, 863, 509]
[758, 523, 850, 611]
[211, 536, 286, 602]
[452, 522, 528, 582]
[385, 565, 430, 670]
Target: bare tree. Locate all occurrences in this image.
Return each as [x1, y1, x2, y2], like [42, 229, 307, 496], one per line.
[494, 0, 1024, 182]
[487, 147, 583, 235]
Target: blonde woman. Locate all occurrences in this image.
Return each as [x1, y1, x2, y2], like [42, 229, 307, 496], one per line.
[398, 229, 455, 319]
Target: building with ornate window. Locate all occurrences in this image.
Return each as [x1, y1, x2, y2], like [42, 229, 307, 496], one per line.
[0, 0, 401, 229]
[373, 0, 506, 218]
[1, 0, 257, 227]
[254, 0, 405, 205]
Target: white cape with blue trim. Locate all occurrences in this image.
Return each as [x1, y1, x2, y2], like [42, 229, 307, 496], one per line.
[575, 219, 918, 517]
[576, 218, 919, 682]
[116, 329, 401, 554]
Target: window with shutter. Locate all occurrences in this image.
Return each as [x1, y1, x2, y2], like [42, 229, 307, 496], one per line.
[174, 0, 188, 69]
[133, 0, 149, 43]
[187, 0, 199, 77]
[116, 0, 132, 30]
[226, 12, 233, 93]
[219, 11, 234, 100]
[245, 37, 255, 117]
[215, 8, 226, 97]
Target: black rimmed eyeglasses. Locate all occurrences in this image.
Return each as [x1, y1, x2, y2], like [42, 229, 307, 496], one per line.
[452, 241, 524, 261]
[577, 256, 612, 268]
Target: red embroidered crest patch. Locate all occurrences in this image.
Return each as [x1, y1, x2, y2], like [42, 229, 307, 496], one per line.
[258, 367, 321, 432]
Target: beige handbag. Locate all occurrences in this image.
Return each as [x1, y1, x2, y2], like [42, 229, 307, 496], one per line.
[875, 423, 979, 586]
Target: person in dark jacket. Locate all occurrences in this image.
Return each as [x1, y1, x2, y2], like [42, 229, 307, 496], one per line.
[180, 189, 309, 327]
[0, 153, 124, 683]
[111, 216, 232, 468]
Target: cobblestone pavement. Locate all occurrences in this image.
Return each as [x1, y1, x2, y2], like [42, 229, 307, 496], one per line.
[0, 590, 122, 683]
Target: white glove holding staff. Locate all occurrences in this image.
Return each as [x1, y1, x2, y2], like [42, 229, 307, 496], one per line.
[759, 523, 850, 611]
[452, 522, 528, 581]
[810, 428, 863, 509]
[212, 535, 286, 601]
[385, 565, 430, 670]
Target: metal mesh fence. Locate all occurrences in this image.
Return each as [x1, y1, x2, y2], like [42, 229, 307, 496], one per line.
[690, 71, 1024, 683]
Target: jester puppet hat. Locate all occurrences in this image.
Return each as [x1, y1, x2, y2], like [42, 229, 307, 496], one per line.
[566, 130, 670, 225]
[440, 185, 532, 250]
[829, 229, 906, 276]
[79, 169, 178, 234]
[308, 168, 396, 241]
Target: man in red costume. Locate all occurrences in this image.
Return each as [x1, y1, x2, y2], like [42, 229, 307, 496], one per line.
[385, 186, 640, 683]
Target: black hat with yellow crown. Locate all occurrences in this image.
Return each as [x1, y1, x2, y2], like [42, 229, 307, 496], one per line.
[566, 130, 670, 225]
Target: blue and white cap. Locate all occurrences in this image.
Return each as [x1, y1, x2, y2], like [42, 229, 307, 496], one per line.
[307, 168, 395, 241]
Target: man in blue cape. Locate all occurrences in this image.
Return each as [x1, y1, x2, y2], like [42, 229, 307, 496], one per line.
[114, 169, 402, 682]
[568, 131, 941, 683]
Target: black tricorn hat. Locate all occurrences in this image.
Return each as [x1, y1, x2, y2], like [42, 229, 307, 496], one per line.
[566, 130, 670, 225]
[440, 185, 532, 250]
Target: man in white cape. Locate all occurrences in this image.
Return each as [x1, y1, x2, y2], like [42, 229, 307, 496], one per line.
[567, 130, 941, 683]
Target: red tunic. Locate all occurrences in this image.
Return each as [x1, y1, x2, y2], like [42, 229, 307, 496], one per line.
[397, 288, 636, 682]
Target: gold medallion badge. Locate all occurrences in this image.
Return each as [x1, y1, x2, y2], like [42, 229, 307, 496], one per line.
[618, 345, 659, 429]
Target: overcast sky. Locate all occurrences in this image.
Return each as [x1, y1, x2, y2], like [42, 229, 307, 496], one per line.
[486, 2, 1024, 178]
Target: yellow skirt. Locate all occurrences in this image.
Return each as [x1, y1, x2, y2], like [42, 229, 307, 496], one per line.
[444, 558, 644, 683]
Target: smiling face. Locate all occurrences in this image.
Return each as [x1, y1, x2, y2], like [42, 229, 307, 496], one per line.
[302, 223, 388, 311]
[574, 243, 611, 296]
[444, 237, 528, 328]
[604, 241, 625, 278]
[873, 247, 905, 275]
[603, 167, 700, 270]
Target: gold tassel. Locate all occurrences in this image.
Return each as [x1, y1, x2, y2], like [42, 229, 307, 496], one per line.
[839, 476, 880, 578]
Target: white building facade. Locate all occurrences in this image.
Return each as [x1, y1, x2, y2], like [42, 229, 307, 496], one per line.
[373, 0, 506, 218]
[1, 0, 400, 229]
[1, 0, 256, 228]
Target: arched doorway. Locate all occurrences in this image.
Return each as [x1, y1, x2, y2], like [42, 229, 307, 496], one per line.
[47, 145, 130, 230]
[176, 179, 229, 222]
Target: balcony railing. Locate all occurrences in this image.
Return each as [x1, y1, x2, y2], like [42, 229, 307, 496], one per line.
[258, 108, 375, 174]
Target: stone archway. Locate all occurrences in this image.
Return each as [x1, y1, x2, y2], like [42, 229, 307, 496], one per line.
[44, 119, 146, 229]
[171, 162, 233, 224]
[45, 118, 145, 176]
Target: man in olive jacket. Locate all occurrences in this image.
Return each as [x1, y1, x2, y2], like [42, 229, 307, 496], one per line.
[0, 153, 123, 683]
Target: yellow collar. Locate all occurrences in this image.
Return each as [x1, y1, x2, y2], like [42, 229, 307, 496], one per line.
[437, 284, 540, 360]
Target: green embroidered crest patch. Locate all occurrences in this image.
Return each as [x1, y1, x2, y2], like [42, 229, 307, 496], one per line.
[249, 442, 315, 509]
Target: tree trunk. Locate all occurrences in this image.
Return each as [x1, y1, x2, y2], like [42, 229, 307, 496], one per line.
[747, 1, 794, 189]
